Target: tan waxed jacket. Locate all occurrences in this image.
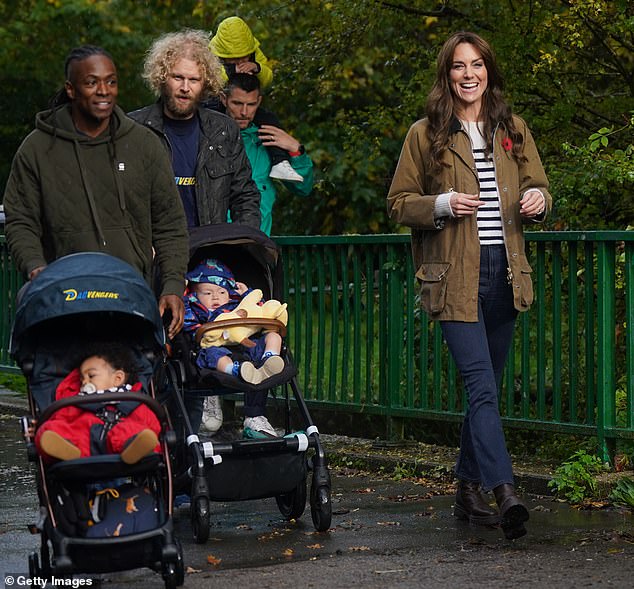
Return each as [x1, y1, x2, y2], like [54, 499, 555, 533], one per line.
[387, 115, 551, 322]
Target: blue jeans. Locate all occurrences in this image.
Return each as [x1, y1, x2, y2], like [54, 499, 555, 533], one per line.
[440, 245, 518, 491]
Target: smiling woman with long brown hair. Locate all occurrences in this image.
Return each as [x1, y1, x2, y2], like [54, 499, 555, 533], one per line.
[387, 31, 552, 540]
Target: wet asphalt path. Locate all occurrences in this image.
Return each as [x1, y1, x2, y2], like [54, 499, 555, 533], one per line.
[2, 410, 634, 588]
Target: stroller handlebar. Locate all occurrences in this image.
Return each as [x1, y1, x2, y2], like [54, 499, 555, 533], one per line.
[35, 391, 167, 427]
[195, 318, 287, 346]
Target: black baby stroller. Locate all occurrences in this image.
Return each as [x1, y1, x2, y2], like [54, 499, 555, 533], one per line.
[12, 253, 184, 588]
[163, 223, 332, 543]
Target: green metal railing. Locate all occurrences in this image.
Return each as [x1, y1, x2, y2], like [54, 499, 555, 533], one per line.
[1, 232, 632, 460]
[275, 232, 634, 461]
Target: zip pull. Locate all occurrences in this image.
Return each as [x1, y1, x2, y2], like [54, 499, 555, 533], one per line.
[507, 267, 513, 284]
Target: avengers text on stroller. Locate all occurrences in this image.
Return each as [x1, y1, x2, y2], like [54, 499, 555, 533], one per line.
[163, 224, 332, 543]
[13, 253, 184, 588]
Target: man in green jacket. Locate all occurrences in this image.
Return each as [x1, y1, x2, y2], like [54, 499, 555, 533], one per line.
[219, 73, 314, 235]
[3, 45, 188, 338]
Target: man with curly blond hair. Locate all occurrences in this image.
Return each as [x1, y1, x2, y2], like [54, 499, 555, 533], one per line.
[129, 29, 260, 230]
[130, 30, 261, 436]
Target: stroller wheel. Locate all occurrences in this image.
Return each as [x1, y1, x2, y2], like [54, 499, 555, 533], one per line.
[28, 552, 40, 578]
[40, 531, 52, 577]
[310, 484, 332, 532]
[162, 539, 185, 588]
[191, 495, 210, 544]
[276, 479, 307, 520]
[163, 562, 178, 589]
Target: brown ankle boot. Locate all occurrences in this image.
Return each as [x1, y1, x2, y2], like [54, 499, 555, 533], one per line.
[454, 480, 500, 525]
[493, 483, 529, 539]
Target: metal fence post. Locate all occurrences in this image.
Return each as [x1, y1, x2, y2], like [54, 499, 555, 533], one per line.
[385, 246, 405, 440]
[596, 240, 616, 463]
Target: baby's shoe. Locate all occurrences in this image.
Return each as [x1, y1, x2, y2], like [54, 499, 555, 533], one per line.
[240, 361, 260, 384]
[120, 429, 159, 464]
[269, 161, 303, 182]
[39, 430, 81, 461]
[200, 395, 223, 434]
[240, 355, 284, 385]
[259, 355, 284, 379]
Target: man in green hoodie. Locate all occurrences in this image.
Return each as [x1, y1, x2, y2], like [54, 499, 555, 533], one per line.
[3, 45, 188, 338]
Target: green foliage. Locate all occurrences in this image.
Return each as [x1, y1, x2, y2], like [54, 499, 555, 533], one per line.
[0, 371, 27, 395]
[549, 116, 634, 229]
[548, 450, 608, 504]
[609, 476, 634, 508]
[1, 0, 633, 234]
[391, 461, 419, 481]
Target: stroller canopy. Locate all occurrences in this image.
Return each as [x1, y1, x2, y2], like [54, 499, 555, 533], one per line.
[187, 223, 282, 299]
[11, 253, 165, 364]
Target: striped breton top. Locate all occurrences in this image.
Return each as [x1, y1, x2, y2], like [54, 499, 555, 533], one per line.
[462, 120, 504, 245]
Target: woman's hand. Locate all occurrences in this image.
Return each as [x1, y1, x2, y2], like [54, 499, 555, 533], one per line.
[235, 282, 249, 295]
[450, 192, 483, 217]
[520, 190, 545, 217]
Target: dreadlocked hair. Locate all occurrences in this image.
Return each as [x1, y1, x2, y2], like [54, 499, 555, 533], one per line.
[49, 45, 114, 108]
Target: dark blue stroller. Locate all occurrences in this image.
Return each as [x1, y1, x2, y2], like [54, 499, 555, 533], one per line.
[162, 224, 332, 543]
[13, 253, 184, 588]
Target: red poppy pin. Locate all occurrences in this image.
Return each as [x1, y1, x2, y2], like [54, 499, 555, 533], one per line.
[502, 137, 513, 152]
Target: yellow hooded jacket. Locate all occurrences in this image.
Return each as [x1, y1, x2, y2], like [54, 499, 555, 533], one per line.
[209, 16, 274, 88]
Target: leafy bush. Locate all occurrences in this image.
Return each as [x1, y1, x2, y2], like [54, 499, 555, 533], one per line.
[609, 477, 634, 508]
[548, 450, 608, 504]
[0, 372, 26, 395]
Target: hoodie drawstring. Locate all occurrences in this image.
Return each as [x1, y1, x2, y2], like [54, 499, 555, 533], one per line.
[108, 116, 126, 212]
[73, 140, 108, 247]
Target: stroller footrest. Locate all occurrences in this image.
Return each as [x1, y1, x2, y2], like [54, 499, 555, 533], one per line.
[47, 454, 162, 482]
[204, 435, 315, 458]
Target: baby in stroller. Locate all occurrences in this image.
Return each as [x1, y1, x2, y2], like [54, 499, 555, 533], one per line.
[13, 252, 183, 585]
[183, 258, 285, 437]
[35, 342, 160, 464]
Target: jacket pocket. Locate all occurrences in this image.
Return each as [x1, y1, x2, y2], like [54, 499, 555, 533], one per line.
[416, 262, 451, 314]
[516, 261, 534, 308]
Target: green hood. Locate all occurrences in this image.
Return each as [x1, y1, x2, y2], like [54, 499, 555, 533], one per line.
[35, 103, 136, 143]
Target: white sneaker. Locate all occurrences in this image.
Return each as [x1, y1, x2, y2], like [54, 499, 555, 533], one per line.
[269, 161, 303, 182]
[243, 415, 278, 437]
[200, 396, 223, 433]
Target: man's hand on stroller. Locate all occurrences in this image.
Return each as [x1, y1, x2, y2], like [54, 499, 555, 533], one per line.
[159, 294, 185, 340]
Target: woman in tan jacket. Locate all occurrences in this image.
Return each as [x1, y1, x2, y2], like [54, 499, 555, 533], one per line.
[387, 31, 551, 540]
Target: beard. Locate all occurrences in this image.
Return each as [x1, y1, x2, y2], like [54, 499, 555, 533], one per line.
[163, 91, 198, 119]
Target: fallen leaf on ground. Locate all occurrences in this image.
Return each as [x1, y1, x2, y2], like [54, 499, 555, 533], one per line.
[349, 545, 371, 551]
[206, 555, 222, 566]
[185, 566, 201, 574]
[307, 543, 323, 549]
[282, 548, 294, 557]
[386, 494, 426, 502]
